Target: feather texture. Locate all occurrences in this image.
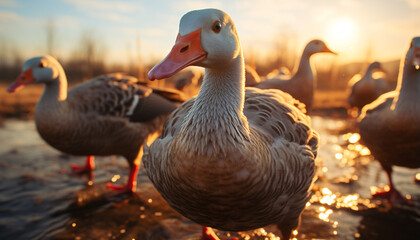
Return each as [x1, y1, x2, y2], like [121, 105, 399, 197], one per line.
[143, 9, 319, 236]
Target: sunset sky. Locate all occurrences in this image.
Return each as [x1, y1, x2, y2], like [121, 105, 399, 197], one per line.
[0, 0, 419, 66]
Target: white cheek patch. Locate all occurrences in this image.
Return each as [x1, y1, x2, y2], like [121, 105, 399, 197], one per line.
[126, 94, 139, 116]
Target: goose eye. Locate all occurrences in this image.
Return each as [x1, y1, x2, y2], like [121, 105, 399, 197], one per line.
[38, 62, 46, 68]
[212, 21, 222, 33]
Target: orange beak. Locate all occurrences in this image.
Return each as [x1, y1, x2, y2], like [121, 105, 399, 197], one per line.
[148, 29, 207, 80]
[7, 68, 35, 93]
[413, 45, 420, 70]
[322, 45, 337, 55]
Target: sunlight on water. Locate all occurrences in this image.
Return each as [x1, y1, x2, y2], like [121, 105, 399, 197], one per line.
[238, 228, 281, 240]
[335, 153, 343, 160]
[311, 186, 379, 213]
[154, 211, 163, 216]
[111, 175, 120, 182]
[348, 133, 360, 143]
[318, 208, 333, 222]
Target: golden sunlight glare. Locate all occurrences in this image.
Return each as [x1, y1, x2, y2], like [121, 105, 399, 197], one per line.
[325, 17, 358, 54]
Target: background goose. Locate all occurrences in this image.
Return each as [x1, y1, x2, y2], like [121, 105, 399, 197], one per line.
[144, 8, 319, 240]
[173, 68, 203, 91]
[265, 66, 292, 79]
[173, 64, 260, 94]
[347, 61, 390, 113]
[7, 55, 183, 194]
[358, 37, 420, 205]
[254, 39, 336, 111]
[244, 64, 261, 87]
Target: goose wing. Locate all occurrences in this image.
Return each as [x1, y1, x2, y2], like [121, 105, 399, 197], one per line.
[68, 74, 178, 122]
[244, 87, 318, 157]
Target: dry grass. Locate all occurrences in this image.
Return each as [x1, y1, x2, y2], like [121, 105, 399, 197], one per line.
[0, 79, 349, 121]
[0, 83, 43, 118]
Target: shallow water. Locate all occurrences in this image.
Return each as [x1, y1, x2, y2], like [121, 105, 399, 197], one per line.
[0, 116, 419, 240]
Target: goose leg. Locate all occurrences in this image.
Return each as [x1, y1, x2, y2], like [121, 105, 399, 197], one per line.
[372, 167, 413, 205]
[201, 226, 220, 240]
[106, 162, 139, 194]
[71, 155, 95, 174]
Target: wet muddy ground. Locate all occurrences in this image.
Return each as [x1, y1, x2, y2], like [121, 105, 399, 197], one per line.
[0, 115, 419, 240]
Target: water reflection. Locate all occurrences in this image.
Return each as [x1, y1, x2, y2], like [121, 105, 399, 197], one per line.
[1, 118, 419, 240]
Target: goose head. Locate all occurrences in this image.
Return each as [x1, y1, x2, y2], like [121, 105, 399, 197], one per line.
[303, 39, 337, 56]
[7, 55, 62, 93]
[365, 61, 386, 78]
[148, 8, 240, 80]
[405, 36, 420, 71]
[367, 61, 384, 72]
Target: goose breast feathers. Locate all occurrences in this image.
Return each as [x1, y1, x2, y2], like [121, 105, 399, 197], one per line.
[145, 87, 318, 230]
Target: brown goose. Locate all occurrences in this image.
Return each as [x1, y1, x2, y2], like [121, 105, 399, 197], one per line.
[244, 64, 261, 87]
[359, 37, 420, 205]
[144, 8, 319, 240]
[348, 61, 390, 112]
[255, 39, 336, 111]
[7, 55, 183, 194]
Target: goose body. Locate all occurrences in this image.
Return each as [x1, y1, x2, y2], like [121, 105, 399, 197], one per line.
[359, 37, 420, 204]
[7, 56, 181, 194]
[144, 9, 318, 239]
[254, 39, 336, 111]
[173, 68, 203, 91]
[348, 61, 390, 111]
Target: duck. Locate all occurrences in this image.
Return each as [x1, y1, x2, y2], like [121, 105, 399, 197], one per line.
[144, 8, 319, 240]
[358, 37, 420, 205]
[7, 55, 183, 194]
[254, 39, 336, 111]
[347, 61, 390, 112]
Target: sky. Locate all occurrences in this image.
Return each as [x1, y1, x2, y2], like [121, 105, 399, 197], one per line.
[0, 0, 419, 66]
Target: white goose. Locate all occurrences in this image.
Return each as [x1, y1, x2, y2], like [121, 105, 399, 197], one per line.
[144, 9, 319, 240]
[348, 61, 390, 111]
[359, 37, 420, 205]
[255, 39, 336, 111]
[7, 55, 182, 194]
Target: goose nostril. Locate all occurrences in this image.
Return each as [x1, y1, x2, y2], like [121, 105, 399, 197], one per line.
[180, 45, 189, 53]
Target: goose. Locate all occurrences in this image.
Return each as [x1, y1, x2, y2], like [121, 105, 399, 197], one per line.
[173, 65, 260, 93]
[254, 39, 336, 111]
[244, 64, 261, 87]
[265, 66, 292, 79]
[7, 55, 183, 194]
[358, 37, 420, 205]
[173, 68, 203, 91]
[144, 8, 319, 240]
[347, 61, 390, 112]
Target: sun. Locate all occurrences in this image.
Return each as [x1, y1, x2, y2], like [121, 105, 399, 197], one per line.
[324, 17, 358, 53]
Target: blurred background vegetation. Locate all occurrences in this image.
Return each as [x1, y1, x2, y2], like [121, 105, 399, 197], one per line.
[0, 22, 401, 118]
